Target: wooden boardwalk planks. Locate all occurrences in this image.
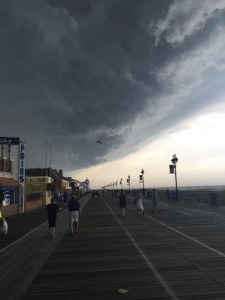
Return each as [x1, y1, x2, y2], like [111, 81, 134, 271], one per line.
[2, 193, 225, 299]
[20, 194, 225, 299]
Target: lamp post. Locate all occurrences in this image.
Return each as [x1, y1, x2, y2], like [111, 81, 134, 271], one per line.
[140, 168, 144, 192]
[171, 154, 178, 200]
[115, 180, 118, 192]
[120, 178, 123, 190]
[127, 175, 130, 194]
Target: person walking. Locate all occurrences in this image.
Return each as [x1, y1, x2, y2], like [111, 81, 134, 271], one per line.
[119, 190, 127, 217]
[63, 191, 69, 206]
[0, 202, 8, 234]
[152, 189, 160, 214]
[68, 195, 81, 234]
[136, 191, 145, 216]
[46, 198, 59, 238]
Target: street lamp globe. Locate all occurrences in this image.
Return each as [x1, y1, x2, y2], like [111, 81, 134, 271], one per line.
[171, 154, 178, 165]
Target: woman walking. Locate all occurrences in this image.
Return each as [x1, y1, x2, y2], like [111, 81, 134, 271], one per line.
[46, 198, 59, 238]
[136, 191, 145, 216]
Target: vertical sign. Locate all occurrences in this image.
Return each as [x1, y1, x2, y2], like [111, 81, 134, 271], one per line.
[19, 143, 25, 213]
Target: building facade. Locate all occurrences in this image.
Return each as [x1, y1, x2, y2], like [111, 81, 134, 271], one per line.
[0, 137, 24, 217]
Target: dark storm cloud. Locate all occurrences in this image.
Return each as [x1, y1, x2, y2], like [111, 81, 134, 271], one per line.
[1, 0, 225, 171]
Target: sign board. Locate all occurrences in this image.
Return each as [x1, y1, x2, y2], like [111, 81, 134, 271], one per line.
[169, 165, 174, 174]
[0, 137, 20, 145]
[19, 143, 25, 184]
[18, 143, 25, 213]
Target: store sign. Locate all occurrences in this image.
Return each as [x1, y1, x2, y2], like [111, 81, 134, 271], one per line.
[0, 137, 20, 145]
[19, 143, 25, 184]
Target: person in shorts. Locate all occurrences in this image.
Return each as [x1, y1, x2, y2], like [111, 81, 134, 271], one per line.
[68, 195, 81, 234]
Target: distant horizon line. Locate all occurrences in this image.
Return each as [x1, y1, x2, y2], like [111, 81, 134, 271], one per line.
[95, 184, 225, 191]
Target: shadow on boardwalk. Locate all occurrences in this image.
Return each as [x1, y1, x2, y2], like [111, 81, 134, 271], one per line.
[0, 195, 91, 300]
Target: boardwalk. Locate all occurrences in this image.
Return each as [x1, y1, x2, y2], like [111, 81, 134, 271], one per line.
[2, 193, 225, 299]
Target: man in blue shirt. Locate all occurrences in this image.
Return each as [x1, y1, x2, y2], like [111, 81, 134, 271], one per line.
[68, 195, 81, 234]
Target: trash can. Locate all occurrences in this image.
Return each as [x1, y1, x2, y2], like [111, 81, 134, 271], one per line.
[209, 192, 218, 206]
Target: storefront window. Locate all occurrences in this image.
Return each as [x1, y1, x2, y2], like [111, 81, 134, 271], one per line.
[0, 188, 17, 206]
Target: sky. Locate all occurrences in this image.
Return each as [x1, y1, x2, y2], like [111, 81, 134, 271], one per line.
[1, 0, 225, 189]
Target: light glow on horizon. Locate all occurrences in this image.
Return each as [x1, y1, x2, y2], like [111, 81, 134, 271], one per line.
[67, 103, 225, 189]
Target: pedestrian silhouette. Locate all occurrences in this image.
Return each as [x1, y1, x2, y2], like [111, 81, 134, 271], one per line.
[46, 198, 59, 238]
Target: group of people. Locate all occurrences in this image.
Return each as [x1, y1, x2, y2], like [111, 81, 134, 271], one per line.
[0, 193, 81, 238]
[119, 189, 160, 217]
[46, 194, 81, 238]
[1, 188, 160, 238]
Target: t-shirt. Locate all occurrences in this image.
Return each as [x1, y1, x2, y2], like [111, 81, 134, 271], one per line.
[46, 203, 59, 217]
[68, 199, 80, 211]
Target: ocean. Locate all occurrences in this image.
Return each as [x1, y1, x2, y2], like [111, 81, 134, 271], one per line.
[154, 185, 225, 192]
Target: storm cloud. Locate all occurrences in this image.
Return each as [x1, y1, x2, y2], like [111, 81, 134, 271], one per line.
[1, 0, 225, 171]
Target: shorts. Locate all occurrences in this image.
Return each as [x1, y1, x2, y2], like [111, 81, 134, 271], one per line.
[48, 216, 57, 227]
[69, 211, 79, 222]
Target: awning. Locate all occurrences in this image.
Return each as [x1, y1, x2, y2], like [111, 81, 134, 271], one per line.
[0, 177, 20, 187]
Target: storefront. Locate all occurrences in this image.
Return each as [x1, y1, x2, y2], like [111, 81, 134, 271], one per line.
[0, 177, 20, 217]
[0, 177, 20, 204]
[26, 176, 52, 206]
[0, 137, 26, 214]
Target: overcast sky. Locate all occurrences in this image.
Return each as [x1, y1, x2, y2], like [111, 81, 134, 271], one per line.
[1, 0, 225, 188]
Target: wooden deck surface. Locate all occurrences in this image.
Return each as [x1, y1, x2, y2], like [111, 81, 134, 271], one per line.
[2, 193, 225, 299]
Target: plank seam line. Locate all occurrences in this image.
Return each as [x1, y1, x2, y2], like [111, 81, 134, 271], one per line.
[102, 197, 179, 300]
[128, 205, 225, 259]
